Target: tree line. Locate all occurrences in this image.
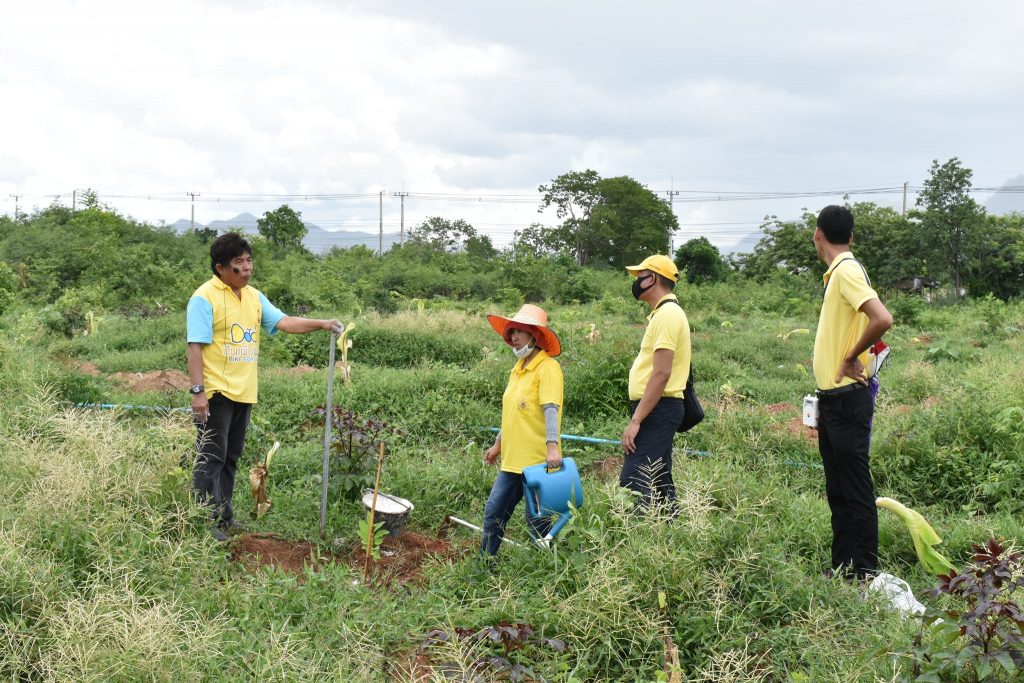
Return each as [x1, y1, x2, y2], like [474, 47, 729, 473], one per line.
[1, 158, 1021, 329]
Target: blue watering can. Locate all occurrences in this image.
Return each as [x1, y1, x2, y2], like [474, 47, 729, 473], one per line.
[521, 457, 584, 543]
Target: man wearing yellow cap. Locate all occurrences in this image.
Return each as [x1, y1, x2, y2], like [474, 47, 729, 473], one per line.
[621, 254, 691, 513]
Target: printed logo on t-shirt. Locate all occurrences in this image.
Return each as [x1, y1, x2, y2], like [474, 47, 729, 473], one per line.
[224, 322, 259, 362]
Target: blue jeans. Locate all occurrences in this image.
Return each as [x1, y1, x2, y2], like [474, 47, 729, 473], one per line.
[480, 470, 551, 556]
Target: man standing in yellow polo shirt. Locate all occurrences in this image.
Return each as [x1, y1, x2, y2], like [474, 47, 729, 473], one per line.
[186, 232, 343, 542]
[812, 206, 893, 580]
[621, 254, 691, 514]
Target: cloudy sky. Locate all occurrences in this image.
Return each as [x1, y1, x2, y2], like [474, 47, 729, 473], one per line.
[2, 0, 1022, 251]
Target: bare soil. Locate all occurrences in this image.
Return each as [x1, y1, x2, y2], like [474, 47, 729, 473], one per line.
[783, 417, 818, 444]
[109, 369, 191, 393]
[229, 530, 464, 587]
[67, 359, 101, 376]
[350, 531, 464, 587]
[588, 455, 624, 480]
[765, 402, 796, 416]
[230, 532, 335, 574]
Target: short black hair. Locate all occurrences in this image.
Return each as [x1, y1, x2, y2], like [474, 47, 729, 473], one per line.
[816, 205, 854, 245]
[210, 232, 252, 275]
[657, 273, 676, 290]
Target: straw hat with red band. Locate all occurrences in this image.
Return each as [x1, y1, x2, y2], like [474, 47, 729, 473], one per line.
[486, 304, 561, 358]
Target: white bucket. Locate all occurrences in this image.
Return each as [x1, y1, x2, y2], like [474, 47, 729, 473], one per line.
[361, 492, 414, 537]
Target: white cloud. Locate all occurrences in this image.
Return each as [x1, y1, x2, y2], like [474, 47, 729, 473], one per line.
[1, 0, 1022, 249]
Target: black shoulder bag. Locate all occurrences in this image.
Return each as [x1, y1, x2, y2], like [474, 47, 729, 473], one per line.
[655, 299, 704, 433]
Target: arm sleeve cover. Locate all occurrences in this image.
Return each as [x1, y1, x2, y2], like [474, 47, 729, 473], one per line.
[542, 403, 559, 443]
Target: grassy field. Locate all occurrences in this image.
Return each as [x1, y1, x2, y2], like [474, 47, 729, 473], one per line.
[2, 279, 1023, 681]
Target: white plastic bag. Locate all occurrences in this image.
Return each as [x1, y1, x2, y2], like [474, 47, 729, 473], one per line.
[867, 572, 926, 617]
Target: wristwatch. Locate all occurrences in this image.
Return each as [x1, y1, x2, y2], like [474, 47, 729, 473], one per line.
[189, 384, 205, 395]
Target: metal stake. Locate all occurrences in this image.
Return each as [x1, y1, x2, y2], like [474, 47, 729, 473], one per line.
[320, 331, 338, 538]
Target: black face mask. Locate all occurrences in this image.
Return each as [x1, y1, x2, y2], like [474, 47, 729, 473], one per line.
[632, 274, 655, 300]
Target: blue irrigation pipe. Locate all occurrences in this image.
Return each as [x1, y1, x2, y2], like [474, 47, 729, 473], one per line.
[72, 402, 190, 413]
[481, 426, 713, 458]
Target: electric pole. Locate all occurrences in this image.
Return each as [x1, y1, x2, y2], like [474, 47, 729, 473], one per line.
[664, 189, 680, 254]
[378, 190, 384, 255]
[393, 191, 409, 245]
[72, 189, 76, 213]
[9, 194, 22, 220]
[187, 191, 200, 231]
[901, 181, 908, 216]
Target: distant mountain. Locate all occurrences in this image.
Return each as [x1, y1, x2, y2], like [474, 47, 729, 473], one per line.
[303, 223, 401, 253]
[985, 174, 1024, 216]
[169, 212, 400, 253]
[209, 212, 259, 232]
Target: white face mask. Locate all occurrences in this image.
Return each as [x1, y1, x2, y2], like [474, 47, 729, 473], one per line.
[512, 343, 534, 360]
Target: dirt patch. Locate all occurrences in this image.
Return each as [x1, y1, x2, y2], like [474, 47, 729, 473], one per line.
[350, 531, 464, 587]
[229, 529, 462, 585]
[109, 369, 191, 393]
[783, 417, 818, 444]
[67, 359, 101, 376]
[588, 455, 623, 480]
[921, 395, 941, 409]
[765, 402, 796, 416]
[230, 533, 336, 574]
[913, 334, 935, 344]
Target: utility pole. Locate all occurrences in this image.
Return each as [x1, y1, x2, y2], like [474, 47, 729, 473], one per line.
[664, 188, 680, 254]
[901, 181, 908, 216]
[72, 189, 76, 213]
[187, 191, 201, 231]
[378, 190, 384, 255]
[393, 191, 409, 245]
[9, 194, 22, 220]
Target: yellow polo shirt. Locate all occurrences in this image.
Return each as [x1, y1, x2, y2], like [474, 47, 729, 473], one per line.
[628, 294, 691, 401]
[186, 277, 286, 403]
[499, 349, 563, 474]
[813, 252, 879, 390]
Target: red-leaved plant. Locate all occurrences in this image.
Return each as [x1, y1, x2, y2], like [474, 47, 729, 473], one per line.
[910, 538, 1024, 682]
[421, 621, 568, 682]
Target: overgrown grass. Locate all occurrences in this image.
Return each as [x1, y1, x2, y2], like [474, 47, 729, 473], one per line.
[2, 286, 1024, 680]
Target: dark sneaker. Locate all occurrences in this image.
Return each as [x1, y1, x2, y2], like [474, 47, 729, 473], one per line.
[209, 526, 229, 543]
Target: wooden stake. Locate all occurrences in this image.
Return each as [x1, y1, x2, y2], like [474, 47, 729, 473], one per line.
[363, 442, 386, 581]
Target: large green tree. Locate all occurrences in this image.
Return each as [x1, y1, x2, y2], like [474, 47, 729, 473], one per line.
[257, 204, 308, 250]
[537, 170, 676, 267]
[407, 216, 477, 253]
[843, 201, 921, 287]
[914, 158, 985, 297]
[962, 212, 1024, 300]
[735, 212, 819, 280]
[674, 237, 729, 284]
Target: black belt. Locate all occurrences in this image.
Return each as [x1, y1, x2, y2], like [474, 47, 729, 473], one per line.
[816, 382, 866, 398]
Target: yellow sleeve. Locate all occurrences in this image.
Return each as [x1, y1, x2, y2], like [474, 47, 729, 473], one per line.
[838, 263, 878, 312]
[537, 359, 564, 407]
[649, 309, 685, 352]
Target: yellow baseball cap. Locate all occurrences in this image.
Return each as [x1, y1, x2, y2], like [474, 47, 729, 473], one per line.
[625, 254, 679, 282]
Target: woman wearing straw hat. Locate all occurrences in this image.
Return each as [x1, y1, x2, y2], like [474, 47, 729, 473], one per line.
[480, 304, 564, 556]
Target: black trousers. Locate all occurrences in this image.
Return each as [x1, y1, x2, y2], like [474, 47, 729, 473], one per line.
[817, 385, 878, 578]
[620, 397, 685, 512]
[192, 393, 253, 527]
